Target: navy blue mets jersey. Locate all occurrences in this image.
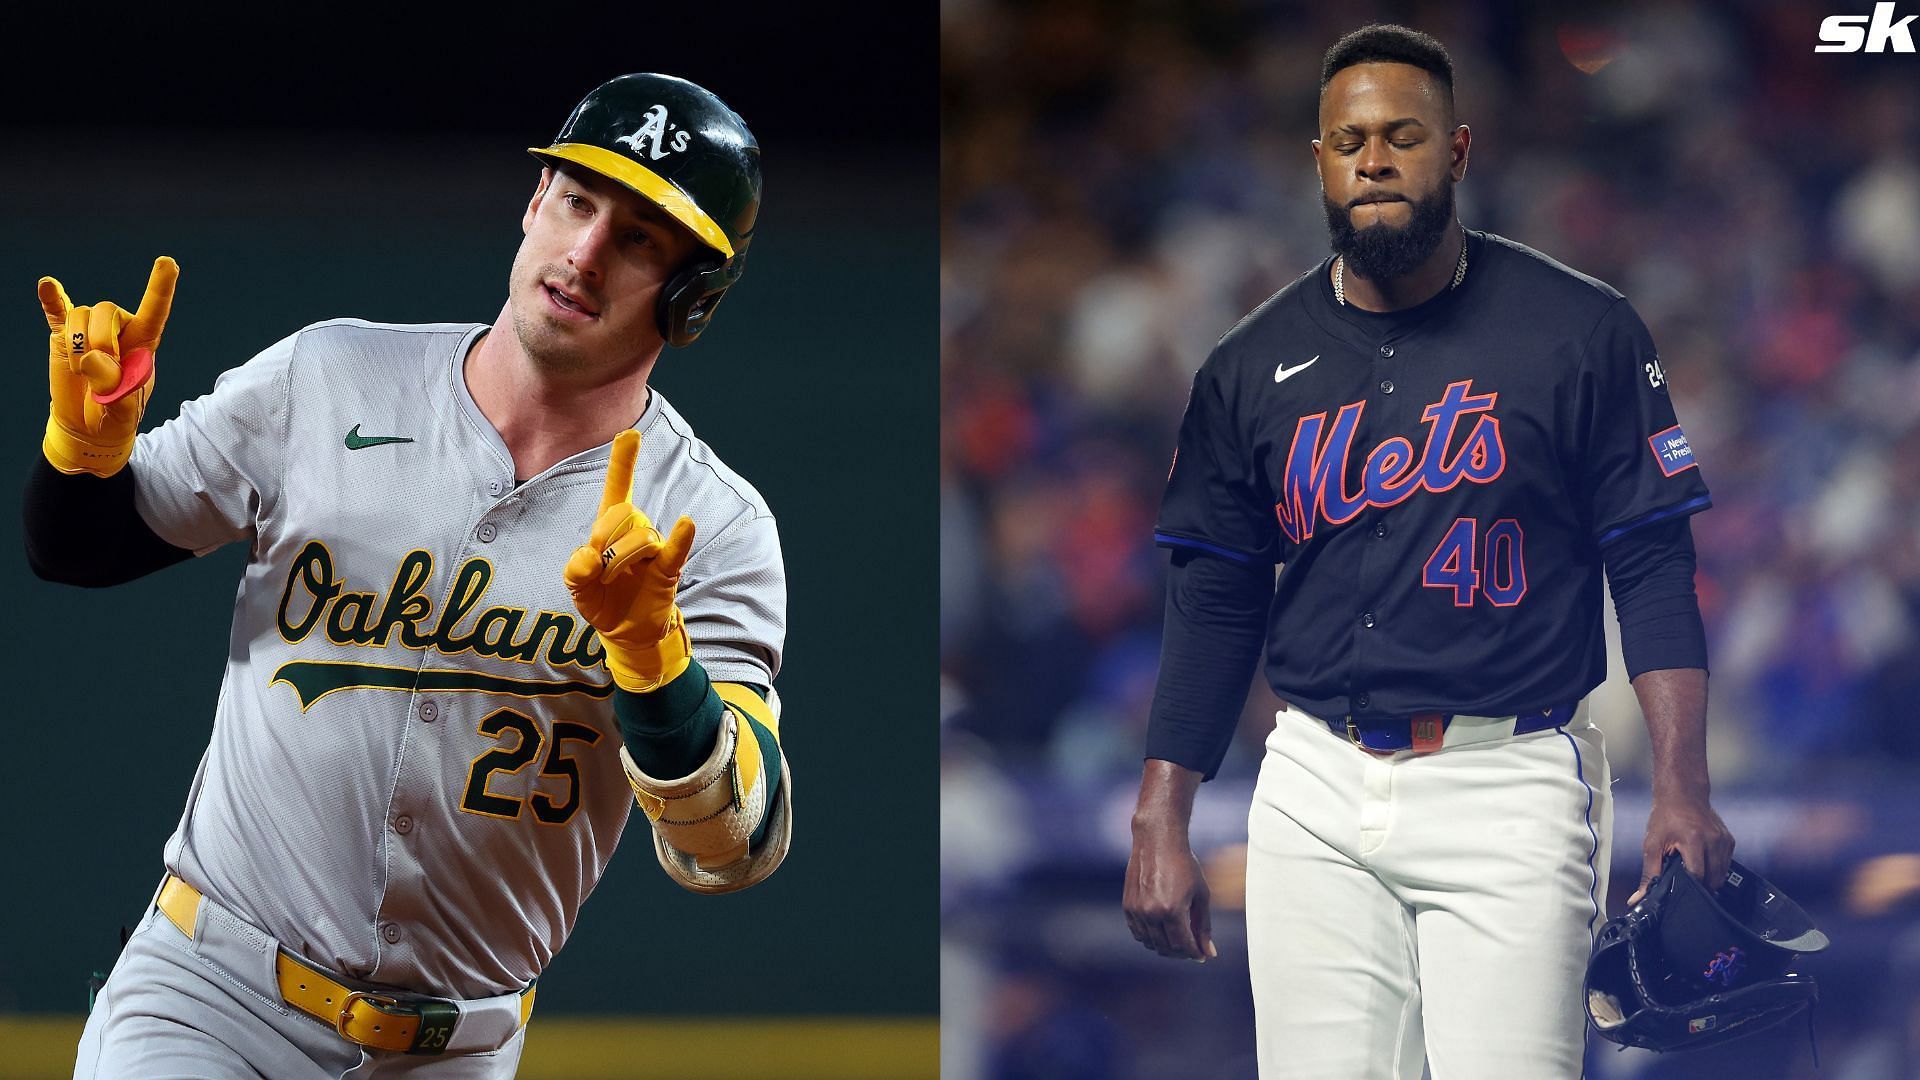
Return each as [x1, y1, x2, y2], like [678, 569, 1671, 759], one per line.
[1154, 229, 1710, 720]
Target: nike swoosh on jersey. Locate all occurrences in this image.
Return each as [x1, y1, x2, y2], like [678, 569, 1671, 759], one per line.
[1274, 355, 1320, 383]
[344, 424, 415, 450]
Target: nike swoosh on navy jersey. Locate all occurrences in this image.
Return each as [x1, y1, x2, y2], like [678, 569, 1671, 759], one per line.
[1274, 355, 1320, 383]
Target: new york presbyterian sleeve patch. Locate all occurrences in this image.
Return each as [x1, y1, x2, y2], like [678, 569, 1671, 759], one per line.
[1648, 424, 1697, 477]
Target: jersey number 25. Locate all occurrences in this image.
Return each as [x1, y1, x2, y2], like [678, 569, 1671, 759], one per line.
[461, 709, 602, 825]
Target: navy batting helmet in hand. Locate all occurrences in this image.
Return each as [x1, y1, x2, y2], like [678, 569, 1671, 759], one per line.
[1586, 851, 1828, 1056]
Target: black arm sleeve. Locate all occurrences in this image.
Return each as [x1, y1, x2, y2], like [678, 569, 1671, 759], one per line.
[1600, 517, 1708, 678]
[1143, 548, 1272, 781]
[23, 457, 193, 587]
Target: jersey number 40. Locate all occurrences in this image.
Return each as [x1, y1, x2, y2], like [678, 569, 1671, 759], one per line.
[1422, 517, 1527, 607]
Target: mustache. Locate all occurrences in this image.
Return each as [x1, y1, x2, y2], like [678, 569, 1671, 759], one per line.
[539, 266, 601, 309]
[1323, 179, 1455, 283]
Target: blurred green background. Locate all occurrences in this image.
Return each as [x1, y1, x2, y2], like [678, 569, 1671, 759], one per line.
[0, 9, 935, 1078]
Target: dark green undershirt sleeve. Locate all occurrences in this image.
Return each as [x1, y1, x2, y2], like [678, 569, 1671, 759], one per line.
[614, 659, 725, 780]
[615, 666, 782, 849]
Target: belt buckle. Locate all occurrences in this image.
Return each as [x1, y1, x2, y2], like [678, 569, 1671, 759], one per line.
[1345, 718, 1393, 755]
[1345, 717, 1367, 750]
[336, 989, 411, 1041]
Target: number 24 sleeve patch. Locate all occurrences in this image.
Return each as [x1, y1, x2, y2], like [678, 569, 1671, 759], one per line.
[1648, 424, 1697, 477]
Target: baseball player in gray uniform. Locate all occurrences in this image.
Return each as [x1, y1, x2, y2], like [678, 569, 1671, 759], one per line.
[25, 74, 790, 1078]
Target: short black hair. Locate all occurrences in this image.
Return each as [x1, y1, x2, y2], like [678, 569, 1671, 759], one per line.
[1320, 24, 1456, 122]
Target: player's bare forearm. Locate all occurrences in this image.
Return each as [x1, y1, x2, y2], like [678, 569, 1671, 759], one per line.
[1630, 667, 1734, 899]
[1124, 759, 1216, 962]
[1634, 667, 1709, 798]
[1132, 757, 1205, 832]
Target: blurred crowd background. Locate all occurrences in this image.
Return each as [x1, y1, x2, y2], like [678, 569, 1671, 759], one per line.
[941, 1, 1920, 1077]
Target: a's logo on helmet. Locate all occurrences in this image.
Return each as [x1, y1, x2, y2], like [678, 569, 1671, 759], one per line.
[614, 105, 693, 162]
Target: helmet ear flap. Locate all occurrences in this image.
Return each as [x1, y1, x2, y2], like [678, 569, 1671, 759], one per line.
[657, 255, 746, 348]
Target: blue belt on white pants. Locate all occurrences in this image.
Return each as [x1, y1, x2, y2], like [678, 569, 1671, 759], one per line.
[1312, 701, 1579, 754]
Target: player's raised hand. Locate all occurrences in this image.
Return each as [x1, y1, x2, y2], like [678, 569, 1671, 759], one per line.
[37, 256, 178, 477]
[564, 429, 698, 692]
[105, 255, 177, 403]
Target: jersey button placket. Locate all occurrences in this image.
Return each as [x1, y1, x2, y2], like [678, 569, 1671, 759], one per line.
[1350, 355, 1394, 722]
[381, 923, 402, 945]
[418, 699, 438, 723]
[477, 522, 497, 543]
[392, 815, 413, 835]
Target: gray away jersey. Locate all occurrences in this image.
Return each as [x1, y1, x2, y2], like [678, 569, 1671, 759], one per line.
[129, 319, 786, 998]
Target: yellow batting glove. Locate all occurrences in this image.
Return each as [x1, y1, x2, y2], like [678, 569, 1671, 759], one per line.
[38, 256, 177, 477]
[564, 429, 697, 692]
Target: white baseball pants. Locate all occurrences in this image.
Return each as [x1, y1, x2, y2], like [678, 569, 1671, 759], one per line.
[1245, 703, 1612, 1079]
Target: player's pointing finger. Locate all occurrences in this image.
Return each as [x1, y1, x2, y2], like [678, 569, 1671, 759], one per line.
[123, 255, 179, 349]
[600, 429, 640, 514]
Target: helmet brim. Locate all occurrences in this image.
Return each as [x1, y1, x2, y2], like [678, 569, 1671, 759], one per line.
[528, 143, 735, 259]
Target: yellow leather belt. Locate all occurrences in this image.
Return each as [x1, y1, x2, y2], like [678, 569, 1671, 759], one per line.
[157, 875, 535, 1055]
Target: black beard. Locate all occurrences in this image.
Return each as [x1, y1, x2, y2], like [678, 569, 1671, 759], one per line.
[1324, 180, 1456, 285]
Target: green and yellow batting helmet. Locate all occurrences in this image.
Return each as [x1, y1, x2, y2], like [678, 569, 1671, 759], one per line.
[530, 73, 762, 347]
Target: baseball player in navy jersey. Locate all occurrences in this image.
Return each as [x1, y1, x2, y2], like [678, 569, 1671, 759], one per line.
[1121, 25, 1736, 1079]
[25, 74, 790, 1078]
